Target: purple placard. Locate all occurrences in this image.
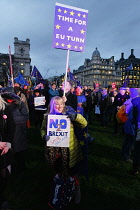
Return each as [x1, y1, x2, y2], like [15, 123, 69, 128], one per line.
[52, 3, 88, 52]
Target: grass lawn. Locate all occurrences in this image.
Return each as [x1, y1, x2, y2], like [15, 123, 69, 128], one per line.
[4, 115, 140, 210]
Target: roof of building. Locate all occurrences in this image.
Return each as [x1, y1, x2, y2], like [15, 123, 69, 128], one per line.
[92, 47, 100, 57]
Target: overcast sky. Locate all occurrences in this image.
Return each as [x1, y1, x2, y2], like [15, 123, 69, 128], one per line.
[1, 0, 140, 78]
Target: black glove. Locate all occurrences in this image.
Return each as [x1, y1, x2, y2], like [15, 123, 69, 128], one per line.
[43, 135, 50, 142]
[67, 113, 77, 121]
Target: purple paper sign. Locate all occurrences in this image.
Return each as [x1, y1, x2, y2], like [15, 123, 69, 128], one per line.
[52, 3, 88, 52]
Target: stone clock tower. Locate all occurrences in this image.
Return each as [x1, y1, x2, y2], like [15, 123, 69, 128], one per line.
[14, 37, 31, 78]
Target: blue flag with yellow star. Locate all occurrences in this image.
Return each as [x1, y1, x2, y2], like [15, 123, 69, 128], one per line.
[31, 66, 45, 84]
[52, 3, 88, 52]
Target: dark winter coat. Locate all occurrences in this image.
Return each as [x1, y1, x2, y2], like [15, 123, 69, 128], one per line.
[9, 101, 29, 152]
[1, 91, 29, 152]
[0, 106, 15, 143]
[0, 106, 15, 169]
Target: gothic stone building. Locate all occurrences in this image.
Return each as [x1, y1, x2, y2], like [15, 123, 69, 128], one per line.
[0, 37, 31, 86]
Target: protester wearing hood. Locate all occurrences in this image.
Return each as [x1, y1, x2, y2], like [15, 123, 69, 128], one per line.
[0, 94, 15, 209]
[1, 87, 29, 175]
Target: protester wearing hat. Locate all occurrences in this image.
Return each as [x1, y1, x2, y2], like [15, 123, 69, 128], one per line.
[31, 89, 47, 128]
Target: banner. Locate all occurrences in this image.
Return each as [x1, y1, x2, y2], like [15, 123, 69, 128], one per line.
[52, 3, 88, 52]
[47, 115, 70, 147]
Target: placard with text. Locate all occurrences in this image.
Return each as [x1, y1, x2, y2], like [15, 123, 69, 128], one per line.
[47, 114, 70, 147]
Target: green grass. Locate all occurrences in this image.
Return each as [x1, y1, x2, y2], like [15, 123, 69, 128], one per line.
[4, 116, 140, 210]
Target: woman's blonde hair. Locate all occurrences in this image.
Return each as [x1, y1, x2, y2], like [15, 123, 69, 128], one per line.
[47, 96, 65, 114]
[0, 94, 7, 110]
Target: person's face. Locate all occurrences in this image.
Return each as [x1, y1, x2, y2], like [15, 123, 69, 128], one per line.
[53, 100, 64, 113]
[84, 86, 87, 90]
[35, 92, 39, 97]
[52, 84, 56, 89]
[113, 91, 117, 97]
[17, 91, 21, 96]
[102, 89, 107, 96]
[71, 87, 75, 93]
[76, 87, 82, 95]
[120, 89, 125, 95]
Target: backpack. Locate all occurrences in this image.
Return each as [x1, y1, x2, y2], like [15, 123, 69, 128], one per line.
[116, 104, 128, 123]
[48, 174, 76, 209]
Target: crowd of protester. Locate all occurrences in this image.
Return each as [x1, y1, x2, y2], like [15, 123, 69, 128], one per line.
[0, 80, 140, 209]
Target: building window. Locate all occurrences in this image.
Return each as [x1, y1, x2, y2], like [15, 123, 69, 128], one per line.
[20, 63, 24, 66]
[20, 69, 24, 74]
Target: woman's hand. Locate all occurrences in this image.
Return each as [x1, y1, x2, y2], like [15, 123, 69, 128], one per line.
[0, 142, 6, 150]
[62, 96, 67, 103]
[1, 146, 9, 155]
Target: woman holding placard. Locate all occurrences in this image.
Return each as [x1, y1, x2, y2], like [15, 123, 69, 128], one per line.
[41, 96, 87, 206]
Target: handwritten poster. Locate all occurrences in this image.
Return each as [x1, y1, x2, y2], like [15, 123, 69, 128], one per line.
[34, 96, 45, 107]
[47, 114, 70, 147]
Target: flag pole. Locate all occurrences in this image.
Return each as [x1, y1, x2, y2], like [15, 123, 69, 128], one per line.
[63, 50, 70, 97]
[8, 45, 14, 87]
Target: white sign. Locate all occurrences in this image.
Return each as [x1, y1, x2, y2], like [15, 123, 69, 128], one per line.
[34, 96, 45, 107]
[47, 114, 70, 147]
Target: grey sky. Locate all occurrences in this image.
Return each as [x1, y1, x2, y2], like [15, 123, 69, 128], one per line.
[1, 0, 140, 78]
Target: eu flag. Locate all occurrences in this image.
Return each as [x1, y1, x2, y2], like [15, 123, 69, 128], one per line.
[31, 66, 45, 84]
[14, 72, 29, 87]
